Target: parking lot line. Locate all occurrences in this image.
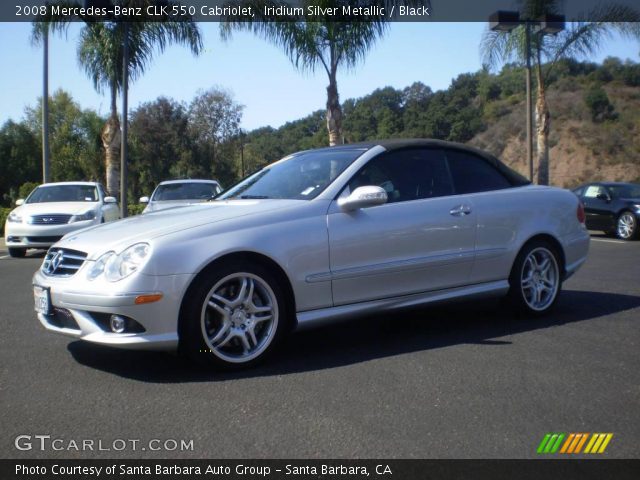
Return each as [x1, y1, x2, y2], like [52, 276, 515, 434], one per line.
[590, 238, 630, 244]
[0, 255, 9, 260]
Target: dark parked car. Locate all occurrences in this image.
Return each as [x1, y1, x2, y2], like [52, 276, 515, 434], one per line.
[573, 182, 640, 240]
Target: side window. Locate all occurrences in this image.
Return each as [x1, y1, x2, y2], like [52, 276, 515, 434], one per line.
[583, 185, 606, 199]
[347, 149, 454, 204]
[445, 150, 511, 194]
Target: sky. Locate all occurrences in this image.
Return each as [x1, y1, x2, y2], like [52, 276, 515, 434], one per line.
[0, 22, 638, 131]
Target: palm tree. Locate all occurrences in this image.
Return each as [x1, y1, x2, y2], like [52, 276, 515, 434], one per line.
[32, 1, 202, 197]
[481, 0, 640, 185]
[221, 0, 428, 146]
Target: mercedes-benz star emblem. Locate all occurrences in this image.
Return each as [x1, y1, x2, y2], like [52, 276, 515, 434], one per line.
[44, 251, 64, 275]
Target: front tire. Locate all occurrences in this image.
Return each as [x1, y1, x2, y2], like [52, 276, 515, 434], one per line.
[8, 247, 26, 258]
[180, 260, 289, 370]
[616, 211, 638, 240]
[508, 241, 562, 315]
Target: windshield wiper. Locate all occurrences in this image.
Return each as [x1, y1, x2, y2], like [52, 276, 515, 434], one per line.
[239, 195, 270, 199]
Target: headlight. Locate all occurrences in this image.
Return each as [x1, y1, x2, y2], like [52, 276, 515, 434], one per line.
[633, 204, 640, 211]
[86, 243, 150, 282]
[105, 243, 150, 282]
[86, 252, 115, 281]
[7, 212, 22, 223]
[70, 210, 97, 223]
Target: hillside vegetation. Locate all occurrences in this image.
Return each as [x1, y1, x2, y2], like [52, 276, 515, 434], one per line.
[2, 57, 640, 211]
[243, 57, 640, 187]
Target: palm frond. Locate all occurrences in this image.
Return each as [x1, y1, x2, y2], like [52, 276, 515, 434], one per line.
[221, 0, 428, 76]
[480, 25, 527, 71]
[543, 4, 640, 81]
[31, 0, 80, 45]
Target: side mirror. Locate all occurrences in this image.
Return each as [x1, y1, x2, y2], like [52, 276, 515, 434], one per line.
[15, 199, 24, 206]
[104, 196, 117, 204]
[139, 196, 149, 204]
[338, 186, 388, 212]
[596, 193, 610, 202]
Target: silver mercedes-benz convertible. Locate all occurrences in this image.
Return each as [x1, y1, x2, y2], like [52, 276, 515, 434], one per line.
[33, 140, 590, 369]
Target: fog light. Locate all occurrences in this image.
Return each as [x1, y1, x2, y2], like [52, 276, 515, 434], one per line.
[110, 315, 126, 333]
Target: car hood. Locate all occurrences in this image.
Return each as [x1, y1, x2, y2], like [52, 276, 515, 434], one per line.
[13, 202, 99, 217]
[55, 199, 303, 258]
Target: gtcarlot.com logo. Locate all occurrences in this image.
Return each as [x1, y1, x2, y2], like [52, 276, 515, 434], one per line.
[537, 433, 613, 454]
[14, 435, 194, 452]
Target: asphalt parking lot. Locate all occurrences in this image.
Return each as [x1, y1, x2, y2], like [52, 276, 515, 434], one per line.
[0, 235, 638, 459]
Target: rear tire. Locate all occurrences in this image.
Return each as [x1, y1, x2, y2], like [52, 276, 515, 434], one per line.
[615, 211, 638, 240]
[180, 260, 290, 370]
[8, 247, 26, 258]
[507, 240, 562, 316]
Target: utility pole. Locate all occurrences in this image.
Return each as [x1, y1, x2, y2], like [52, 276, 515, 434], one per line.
[120, 22, 129, 217]
[240, 129, 245, 177]
[42, 27, 51, 183]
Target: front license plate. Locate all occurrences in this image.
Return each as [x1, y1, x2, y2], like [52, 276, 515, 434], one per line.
[33, 285, 51, 315]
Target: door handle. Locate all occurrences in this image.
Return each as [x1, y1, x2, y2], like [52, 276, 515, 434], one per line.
[449, 204, 472, 216]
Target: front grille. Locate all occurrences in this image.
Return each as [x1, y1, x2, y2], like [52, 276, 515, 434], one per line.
[41, 248, 88, 277]
[29, 214, 72, 225]
[46, 307, 80, 330]
[26, 236, 63, 243]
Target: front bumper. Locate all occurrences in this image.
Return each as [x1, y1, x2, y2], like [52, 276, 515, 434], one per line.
[33, 269, 194, 350]
[6, 219, 99, 249]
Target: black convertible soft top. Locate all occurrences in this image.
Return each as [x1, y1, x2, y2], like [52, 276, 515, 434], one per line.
[324, 138, 531, 188]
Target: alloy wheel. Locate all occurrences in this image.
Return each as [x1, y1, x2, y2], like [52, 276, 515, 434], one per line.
[520, 247, 559, 312]
[617, 213, 635, 240]
[200, 273, 278, 363]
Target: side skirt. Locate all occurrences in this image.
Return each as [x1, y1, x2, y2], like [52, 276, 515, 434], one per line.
[295, 280, 510, 331]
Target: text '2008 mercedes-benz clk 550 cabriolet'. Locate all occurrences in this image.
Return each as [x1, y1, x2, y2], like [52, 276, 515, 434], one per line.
[33, 139, 590, 369]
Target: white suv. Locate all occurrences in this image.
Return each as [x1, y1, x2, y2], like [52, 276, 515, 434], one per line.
[4, 182, 120, 257]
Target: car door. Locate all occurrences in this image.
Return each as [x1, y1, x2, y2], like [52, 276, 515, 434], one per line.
[98, 184, 119, 221]
[442, 149, 529, 285]
[582, 184, 612, 230]
[327, 148, 477, 306]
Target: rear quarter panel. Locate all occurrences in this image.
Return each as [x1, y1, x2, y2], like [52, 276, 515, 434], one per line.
[470, 185, 589, 284]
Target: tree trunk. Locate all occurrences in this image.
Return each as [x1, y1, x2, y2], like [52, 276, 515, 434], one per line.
[326, 71, 343, 146]
[102, 86, 121, 197]
[535, 62, 550, 185]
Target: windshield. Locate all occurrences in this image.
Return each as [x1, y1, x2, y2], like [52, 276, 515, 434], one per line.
[218, 148, 367, 201]
[152, 182, 219, 201]
[609, 184, 640, 198]
[26, 185, 98, 203]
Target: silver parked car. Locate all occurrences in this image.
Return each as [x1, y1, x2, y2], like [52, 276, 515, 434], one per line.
[140, 179, 222, 214]
[32, 140, 590, 369]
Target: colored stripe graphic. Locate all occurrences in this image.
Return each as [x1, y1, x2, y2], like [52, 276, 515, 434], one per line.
[537, 434, 552, 454]
[560, 434, 575, 453]
[567, 434, 583, 454]
[574, 433, 589, 453]
[537, 433, 565, 454]
[550, 434, 565, 453]
[585, 433, 614, 454]
[540, 433, 614, 454]
[597, 434, 613, 453]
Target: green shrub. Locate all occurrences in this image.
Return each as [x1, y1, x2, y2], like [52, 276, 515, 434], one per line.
[584, 84, 617, 122]
[127, 203, 146, 216]
[0, 207, 12, 237]
[18, 181, 39, 201]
